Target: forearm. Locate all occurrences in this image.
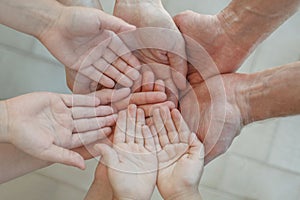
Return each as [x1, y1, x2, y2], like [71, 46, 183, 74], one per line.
[84, 179, 113, 200]
[0, 0, 63, 38]
[57, 0, 102, 9]
[218, 0, 300, 53]
[0, 143, 50, 183]
[240, 62, 300, 125]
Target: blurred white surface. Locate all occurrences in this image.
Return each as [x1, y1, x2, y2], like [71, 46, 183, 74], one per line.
[0, 1, 300, 200]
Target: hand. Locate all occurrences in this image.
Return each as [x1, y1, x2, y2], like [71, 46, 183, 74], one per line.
[114, 0, 188, 102]
[132, 70, 175, 117]
[94, 104, 157, 200]
[3, 92, 116, 169]
[173, 10, 252, 79]
[39, 6, 141, 89]
[179, 65, 245, 164]
[72, 87, 170, 160]
[151, 108, 203, 200]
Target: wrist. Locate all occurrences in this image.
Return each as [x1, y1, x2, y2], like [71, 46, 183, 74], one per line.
[35, 2, 64, 40]
[0, 101, 9, 142]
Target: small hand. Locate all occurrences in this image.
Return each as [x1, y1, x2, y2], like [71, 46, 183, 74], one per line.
[5, 92, 115, 169]
[151, 107, 204, 199]
[94, 105, 157, 200]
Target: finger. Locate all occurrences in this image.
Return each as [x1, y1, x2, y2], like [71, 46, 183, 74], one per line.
[160, 107, 179, 144]
[98, 11, 136, 33]
[61, 94, 100, 107]
[135, 108, 145, 145]
[72, 106, 114, 119]
[139, 101, 175, 117]
[108, 34, 141, 71]
[103, 46, 140, 80]
[129, 92, 167, 105]
[153, 108, 169, 147]
[150, 125, 161, 152]
[93, 58, 133, 87]
[146, 117, 154, 127]
[154, 79, 165, 92]
[142, 125, 155, 152]
[71, 127, 112, 148]
[126, 104, 137, 143]
[165, 79, 179, 107]
[131, 74, 142, 93]
[73, 114, 117, 133]
[114, 110, 126, 144]
[93, 88, 130, 104]
[111, 57, 140, 81]
[94, 144, 119, 166]
[113, 92, 167, 111]
[40, 145, 85, 170]
[142, 71, 155, 92]
[168, 52, 187, 90]
[171, 109, 190, 143]
[80, 66, 115, 88]
[188, 132, 205, 161]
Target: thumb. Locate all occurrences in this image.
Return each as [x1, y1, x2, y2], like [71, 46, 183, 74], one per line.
[168, 53, 187, 90]
[40, 145, 86, 170]
[98, 11, 136, 33]
[94, 144, 119, 167]
[188, 132, 205, 161]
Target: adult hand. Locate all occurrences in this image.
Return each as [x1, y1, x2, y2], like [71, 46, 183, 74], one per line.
[179, 65, 245, 164]
[39, 5, 141, 89]
[2, 92, 115, 169]
[173, 10, 249, 78]
[114, 0, 188, 104]
[151, 108, 203, 200]
[94, 105, 157, 200]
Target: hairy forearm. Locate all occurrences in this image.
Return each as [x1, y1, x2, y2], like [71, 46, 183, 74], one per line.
[219, 0, 300, 53]
[240, 62, 300, 124]
[0, 144, 50, 183]
[0, 0, 63, 38]
[57, 0, 102, 9]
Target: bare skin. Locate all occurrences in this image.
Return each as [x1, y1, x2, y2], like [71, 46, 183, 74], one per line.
[180, 62, 300, 164]
[173, 0, 300, 79]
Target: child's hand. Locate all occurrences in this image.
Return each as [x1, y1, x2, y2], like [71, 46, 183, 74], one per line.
[94, 104, 157, 200]
[2, 92, 115, 169]
[152, 107, 204, 200]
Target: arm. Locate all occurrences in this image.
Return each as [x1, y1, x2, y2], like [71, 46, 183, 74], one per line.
[0, 144, 50, 183]
[219, 0, 300, 59]
[174, 0, 300, 77]
[0, 0, 62, 38]
[240, 61, 300, 124]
